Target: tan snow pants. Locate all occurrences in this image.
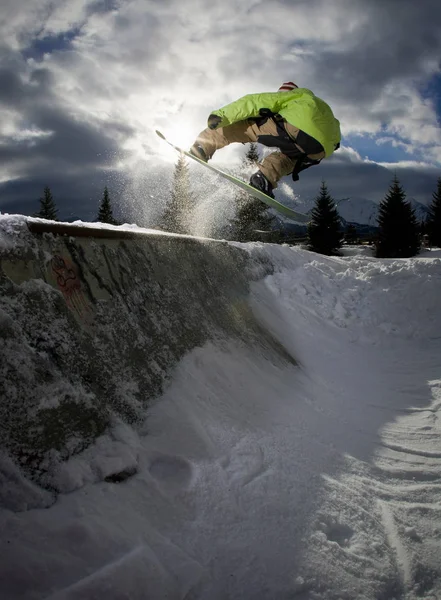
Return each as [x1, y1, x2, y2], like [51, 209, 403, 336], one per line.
[194, 118, 325, 188]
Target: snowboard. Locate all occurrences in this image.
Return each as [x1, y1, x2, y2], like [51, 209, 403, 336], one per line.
[156, 130, 310, 224]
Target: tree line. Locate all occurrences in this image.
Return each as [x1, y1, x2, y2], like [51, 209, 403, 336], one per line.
[161, 143, 441, 258]
[33, 145, 441, 259]
[310, 175, 441, 257]
[34, 185, 119, 225]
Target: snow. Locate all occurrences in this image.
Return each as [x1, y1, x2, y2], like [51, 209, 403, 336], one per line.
[1, 216, 441, 599]
[0, 213, 218, 244]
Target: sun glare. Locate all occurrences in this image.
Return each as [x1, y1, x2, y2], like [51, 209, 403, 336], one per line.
[166, 123, 196, 150]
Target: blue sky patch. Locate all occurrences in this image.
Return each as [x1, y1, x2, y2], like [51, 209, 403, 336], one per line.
[22, 29, 80, 60]
[344, 132, 416, 163]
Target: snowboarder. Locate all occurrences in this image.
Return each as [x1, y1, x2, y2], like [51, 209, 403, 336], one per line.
[190, 82, 341, 198]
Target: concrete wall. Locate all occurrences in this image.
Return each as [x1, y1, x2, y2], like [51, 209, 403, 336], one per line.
[0, 221, 294, 493]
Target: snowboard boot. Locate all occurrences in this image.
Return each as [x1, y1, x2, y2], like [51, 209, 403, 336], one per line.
[249, 171, 275, 199]
[189, 143, 208, 162]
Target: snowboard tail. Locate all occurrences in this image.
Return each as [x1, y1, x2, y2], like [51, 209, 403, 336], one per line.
[156, 130, 310, 224]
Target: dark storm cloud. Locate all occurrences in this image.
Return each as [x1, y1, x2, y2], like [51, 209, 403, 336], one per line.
[0, 68, 25, 106]
[292, 153, 439, 204]
[309, 0, 441, 102]
[0, 107, 132, 171]
[0, 57, 134, 211]
[0, 173, 113, 221]
[0, 0, 440, 221]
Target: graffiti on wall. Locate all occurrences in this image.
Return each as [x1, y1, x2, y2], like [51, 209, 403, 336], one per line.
[51, 255, 90, 318]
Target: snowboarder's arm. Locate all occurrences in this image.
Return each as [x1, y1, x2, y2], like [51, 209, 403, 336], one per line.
[209, 92, 288, 128]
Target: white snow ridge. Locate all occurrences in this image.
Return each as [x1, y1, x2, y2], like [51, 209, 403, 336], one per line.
[0, 215, 440, 600]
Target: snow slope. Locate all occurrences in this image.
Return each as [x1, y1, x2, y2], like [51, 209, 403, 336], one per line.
[1, 217, 441, 600]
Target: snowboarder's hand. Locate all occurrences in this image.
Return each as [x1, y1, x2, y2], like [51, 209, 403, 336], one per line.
[208, 114, 222, 130]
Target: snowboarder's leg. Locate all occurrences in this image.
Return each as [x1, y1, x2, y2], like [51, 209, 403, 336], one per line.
[190, 118, 324, 191]
[258, 150, 325, 190]
[256, 121, 325, 189]
[190, 120, 260, 161]
[258, 153, 297, 189]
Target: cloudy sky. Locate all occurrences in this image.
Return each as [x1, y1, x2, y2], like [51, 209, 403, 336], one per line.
[1, 0, 441, 224]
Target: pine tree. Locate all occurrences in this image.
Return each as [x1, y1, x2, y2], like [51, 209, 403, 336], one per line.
[161, 153, 195, 234]
[97, 187, 119, 225]
[230, 143, 276, 241]
[375, 176, 420, 258]
[244, 142, 259, 164]
[35, 186, 58, 220]
[426, 177, 441, 247]
[307, 181, 343, 255]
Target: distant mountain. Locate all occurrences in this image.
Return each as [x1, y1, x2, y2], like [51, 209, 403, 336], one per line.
[408, 199, 430, 223]
[280, 194, 429, 227]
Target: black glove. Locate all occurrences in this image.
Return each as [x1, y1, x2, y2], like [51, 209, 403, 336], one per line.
[208, 114, 222, 130]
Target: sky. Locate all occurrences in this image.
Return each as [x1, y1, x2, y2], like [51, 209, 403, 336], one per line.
[1, 0, 441, 223]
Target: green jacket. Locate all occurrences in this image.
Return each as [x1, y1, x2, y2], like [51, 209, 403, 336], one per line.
[211, 88, 341, 157]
